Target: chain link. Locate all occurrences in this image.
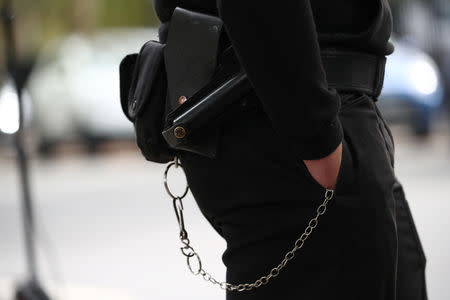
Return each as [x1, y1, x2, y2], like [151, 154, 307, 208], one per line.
[164, 156, 335, 292]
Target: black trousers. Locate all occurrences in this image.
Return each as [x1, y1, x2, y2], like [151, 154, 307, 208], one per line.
[179, 91, 428, 299]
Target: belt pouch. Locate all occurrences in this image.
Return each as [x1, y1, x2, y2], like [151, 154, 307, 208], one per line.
[119, 40, 175, 163]
[163, 7, 226, 158]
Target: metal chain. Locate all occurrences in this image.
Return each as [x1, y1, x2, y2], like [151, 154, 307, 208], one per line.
[164, 156, 335, 292]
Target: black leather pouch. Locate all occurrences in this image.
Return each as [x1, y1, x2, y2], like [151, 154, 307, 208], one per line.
[161, 7, 229, 158]
[120, 40, 175, 163]
[119, 6, 251, 162]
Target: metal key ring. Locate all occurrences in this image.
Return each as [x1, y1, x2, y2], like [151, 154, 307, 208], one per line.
[187, 252, 202, 275]
[164, 157, 189, 199]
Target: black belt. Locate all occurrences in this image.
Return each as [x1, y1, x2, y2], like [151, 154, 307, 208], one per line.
[242, 49, 386, 111]
[320, 48, 386, 99]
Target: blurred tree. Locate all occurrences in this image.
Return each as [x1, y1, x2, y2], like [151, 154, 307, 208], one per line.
[97, 0, 158, 28]
[0, 0, 159, 68]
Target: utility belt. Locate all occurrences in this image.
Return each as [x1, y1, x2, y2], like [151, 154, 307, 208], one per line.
[119, 6, 386, 163]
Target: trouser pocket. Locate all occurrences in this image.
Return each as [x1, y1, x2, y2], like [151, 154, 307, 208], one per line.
[372, 101, 395, 168]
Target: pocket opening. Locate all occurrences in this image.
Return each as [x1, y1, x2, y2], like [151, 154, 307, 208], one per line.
[297, 138, 351, 196]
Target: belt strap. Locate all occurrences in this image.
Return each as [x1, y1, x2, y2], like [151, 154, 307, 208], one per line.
[320, 49, 386, 99]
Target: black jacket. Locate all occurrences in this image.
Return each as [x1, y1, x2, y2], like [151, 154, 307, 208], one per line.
[152, 0, 394, 160]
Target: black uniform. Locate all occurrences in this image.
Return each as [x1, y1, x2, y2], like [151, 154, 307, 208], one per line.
[152, 1, 428, 299]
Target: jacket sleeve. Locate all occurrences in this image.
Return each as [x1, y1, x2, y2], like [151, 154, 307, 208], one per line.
[216, 0, 343, 160]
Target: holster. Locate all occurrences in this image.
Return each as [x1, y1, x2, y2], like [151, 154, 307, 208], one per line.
[119, 6, 250, 162]
[162, 7, 252, 158]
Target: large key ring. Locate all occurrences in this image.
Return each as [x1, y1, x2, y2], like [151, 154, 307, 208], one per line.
[164, 156, 189, 199]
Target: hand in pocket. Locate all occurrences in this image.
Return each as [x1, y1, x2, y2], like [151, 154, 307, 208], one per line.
[302, 142, 342, 190]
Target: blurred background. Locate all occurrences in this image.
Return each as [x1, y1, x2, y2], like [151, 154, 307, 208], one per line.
[1, 0, 450, 299]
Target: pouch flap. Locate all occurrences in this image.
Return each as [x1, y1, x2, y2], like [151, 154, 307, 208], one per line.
[119, 53, 138, 122]
[127, 40, 166, 121]
[164, 7, 224, 113]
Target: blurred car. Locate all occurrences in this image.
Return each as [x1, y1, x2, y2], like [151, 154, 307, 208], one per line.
[390, 0, 450, 121]
[432, 0, 450, 112]
[27, 28, 158, 154]
[378, 37, 444, 136]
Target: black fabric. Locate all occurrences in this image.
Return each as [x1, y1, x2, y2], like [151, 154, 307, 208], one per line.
[320, 49, 387, 97]
[153, 0, 394, 56]
[178, 92, 428, 300]
[153, 0, 394, 160]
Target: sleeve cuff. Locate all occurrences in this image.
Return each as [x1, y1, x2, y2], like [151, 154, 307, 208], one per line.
[291, 116, 344, 161]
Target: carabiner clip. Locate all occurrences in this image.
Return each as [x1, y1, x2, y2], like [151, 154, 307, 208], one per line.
[173, 197, 187, 239]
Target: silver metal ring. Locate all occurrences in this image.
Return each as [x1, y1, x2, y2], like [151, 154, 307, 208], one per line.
[164, 161, 189, 199]
[181, 245, 195, 257]
[325, 189, 334, 199]
[187, 252, 202, 275]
